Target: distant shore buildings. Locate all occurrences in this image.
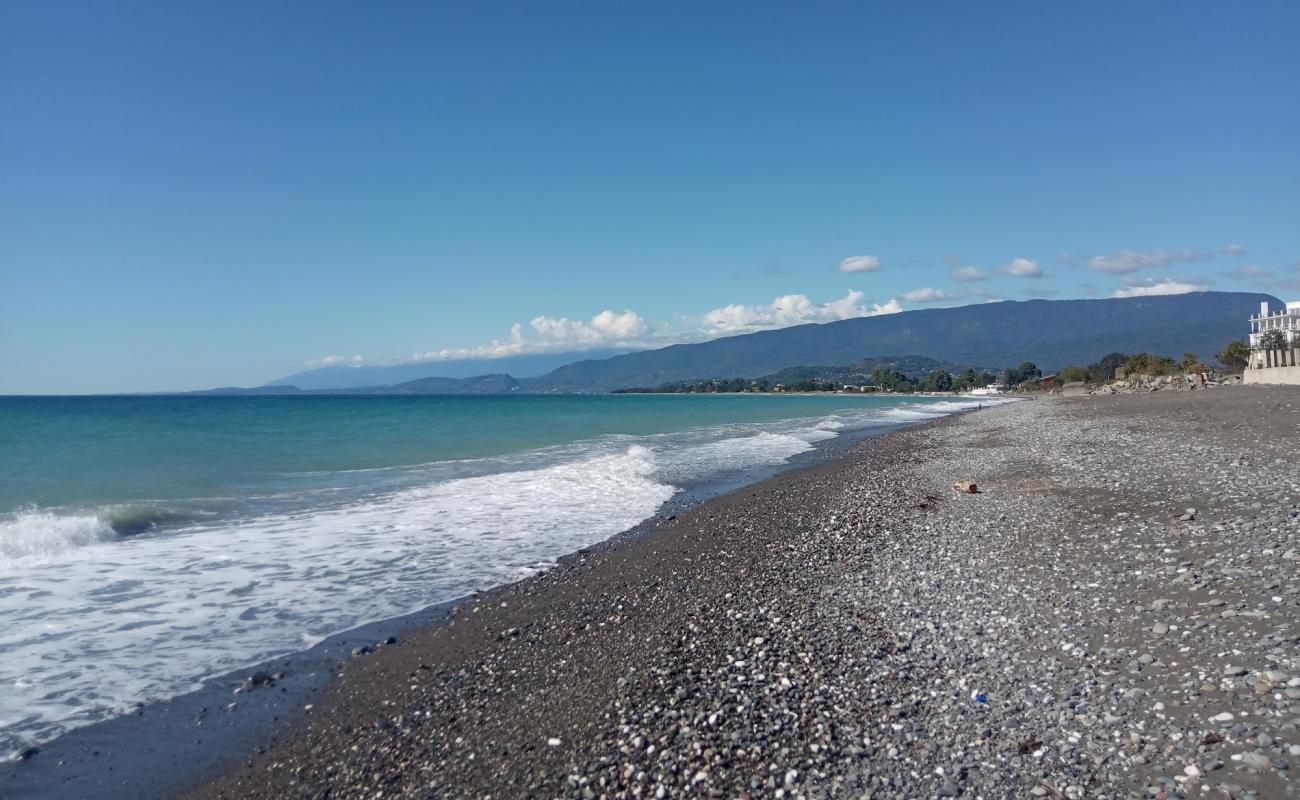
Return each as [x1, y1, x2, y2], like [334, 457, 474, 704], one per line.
[1245, 299, 1300, 384]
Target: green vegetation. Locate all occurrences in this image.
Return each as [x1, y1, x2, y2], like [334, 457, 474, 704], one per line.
[616, 343, 1245, 395]
[1058, 365, 1089, 383]
[1257, 330, 1288, 351]
[1122, 352, 1180, 376]
[1086, 353, 1127, 383]
[1001, 362, 1041, 386]
[1216, 339, 1250, 371]
[614, 357, 1001, 394]
[1181, 352, 1210, 374]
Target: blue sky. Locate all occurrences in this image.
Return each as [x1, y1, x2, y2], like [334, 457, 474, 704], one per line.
[3, 1, 1298, 393]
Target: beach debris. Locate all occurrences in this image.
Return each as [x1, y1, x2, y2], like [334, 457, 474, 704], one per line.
[951, 480, 979, 493]
[546, 737, 562, 747]
[18, 746, 40, 761]
[244, 670, 275, 689]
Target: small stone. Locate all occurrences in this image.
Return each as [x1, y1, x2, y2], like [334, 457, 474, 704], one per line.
[1239, 751, 1271, 772]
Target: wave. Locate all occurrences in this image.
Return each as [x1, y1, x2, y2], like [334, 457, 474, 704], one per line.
[0, 504, 195, 565]
[0, 396, 1010, 754]
[0, 510, 116, 562]
[0, 445, 678, 754]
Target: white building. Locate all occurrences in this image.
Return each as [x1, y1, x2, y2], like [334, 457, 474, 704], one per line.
[1245, 299, 1300, 385]
[1249, 300, 1300, 347]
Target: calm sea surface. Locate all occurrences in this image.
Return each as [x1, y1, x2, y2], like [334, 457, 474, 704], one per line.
[0, 393, 1003, 756]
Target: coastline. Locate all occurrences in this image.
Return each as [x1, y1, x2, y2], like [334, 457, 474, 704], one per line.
[10, 386, 1299, 798]
[172, 385, 1298, 799]
[0, 408, 965, 800]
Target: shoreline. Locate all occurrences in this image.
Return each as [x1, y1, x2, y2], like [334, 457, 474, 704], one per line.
[10, 386, 1298, 798]
[173, 385, 1297, 799]
[0, 410, 965, 800]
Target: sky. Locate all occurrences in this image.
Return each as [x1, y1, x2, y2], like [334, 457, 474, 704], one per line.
[2, 1, 1299, 393]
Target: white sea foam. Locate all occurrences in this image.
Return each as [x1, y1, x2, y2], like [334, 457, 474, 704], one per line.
[0, 510, 117, 563]
[0, 396, 1014, 756]
[0, 446, 674, 755]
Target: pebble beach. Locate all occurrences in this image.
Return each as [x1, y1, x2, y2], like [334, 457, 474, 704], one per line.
[172, 386, 1300, 799]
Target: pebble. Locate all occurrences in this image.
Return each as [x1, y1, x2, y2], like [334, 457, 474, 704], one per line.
[185, 388, 1300, 799]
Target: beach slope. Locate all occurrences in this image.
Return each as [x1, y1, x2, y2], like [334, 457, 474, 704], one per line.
[185, 387, 1300, 798]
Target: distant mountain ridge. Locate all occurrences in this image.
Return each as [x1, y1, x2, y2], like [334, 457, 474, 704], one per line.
[192, 373, 520, 396]
[521, 292, 1276, 391]
[205, 292, 1275, 395]
[266, 349, 632, 390]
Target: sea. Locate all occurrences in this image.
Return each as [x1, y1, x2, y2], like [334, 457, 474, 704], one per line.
[0, 392, 1006, 758]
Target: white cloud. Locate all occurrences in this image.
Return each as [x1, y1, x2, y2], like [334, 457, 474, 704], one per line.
[1224, 243, 1246, 256]
[950, 266, 987, 282]
[1000, 258, 1043, 278]
[530, 309, 648, 344]
[306, 354, 365, 367]
[1112, 278, 1207, 298]
[413, 310, 649, 362]
[1087, 248, 1212, 274]
[702, 290, 901, 335]
[900, 287, 960, 303]
[383, 291, 908, 366]
[838, 255, 882, 273]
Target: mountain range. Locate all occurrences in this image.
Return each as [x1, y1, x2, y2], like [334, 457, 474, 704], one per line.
[238, 291, 1275, 395]
[266, 349, 632, 390]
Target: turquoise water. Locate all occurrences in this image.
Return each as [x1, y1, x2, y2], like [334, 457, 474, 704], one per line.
[3, 394, 953, 511]
[0, 392, 999, 757]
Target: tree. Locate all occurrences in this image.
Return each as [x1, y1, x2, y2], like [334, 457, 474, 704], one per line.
[1086, 352, 1127, 383]
[869, 369, 915, 392]
[1058, 365, 1089, 383]
[1216, 339, 1250, 371]
[1123, 352, 1178, 377]
[1257, 330, 1288, 352]
[1002, 361, 1041, 385]
[920, 370, 953, 392]
[1182, 352, 1200, 370]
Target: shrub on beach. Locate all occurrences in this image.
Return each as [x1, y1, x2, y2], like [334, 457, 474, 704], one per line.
[1216, 339, 1250, 371]
[1122, 352, 1179, 377]
[1058, 365, 1090, 383]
